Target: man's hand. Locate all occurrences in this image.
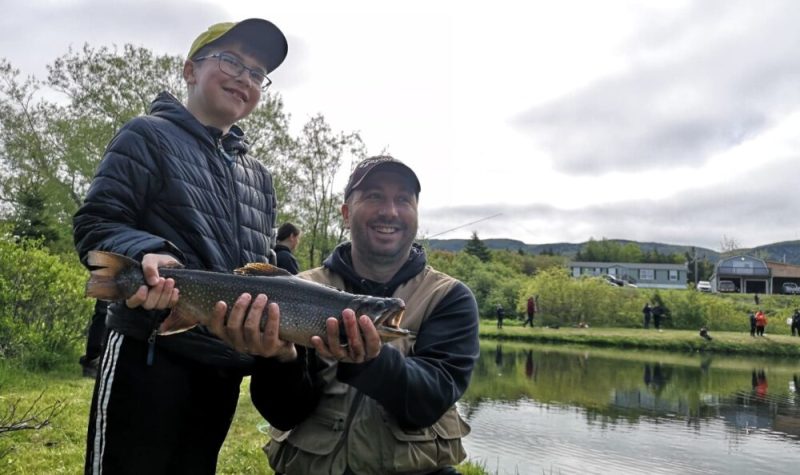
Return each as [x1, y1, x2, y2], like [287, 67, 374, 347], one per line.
[209, 293, 297, 362]
[311, 309, 382, 364]
[125, 253, 181, 310]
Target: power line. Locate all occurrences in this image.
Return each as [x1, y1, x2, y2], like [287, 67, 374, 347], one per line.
[427, 213, 503, 238]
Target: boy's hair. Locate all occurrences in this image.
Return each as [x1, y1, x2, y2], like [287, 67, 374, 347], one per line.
[277, 222, 300, 241]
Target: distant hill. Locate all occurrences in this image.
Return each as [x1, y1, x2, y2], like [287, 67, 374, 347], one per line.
[424, 238, 800, 266]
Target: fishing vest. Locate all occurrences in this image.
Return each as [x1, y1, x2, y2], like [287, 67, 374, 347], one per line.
[265, 265, 471, 475]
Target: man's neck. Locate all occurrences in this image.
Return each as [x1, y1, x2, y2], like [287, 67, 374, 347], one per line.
[350, 250, 406, 284]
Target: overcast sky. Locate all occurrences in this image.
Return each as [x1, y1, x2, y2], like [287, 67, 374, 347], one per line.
[4, 0, 800, 250]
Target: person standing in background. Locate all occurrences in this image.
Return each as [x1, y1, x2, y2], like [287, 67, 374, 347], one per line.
[755, 310, 767, 336]
[523, 295, 537, 327]
[496, 303, 505, 329]
[642, 302, 652, 329]
[274, 222, 301, 274]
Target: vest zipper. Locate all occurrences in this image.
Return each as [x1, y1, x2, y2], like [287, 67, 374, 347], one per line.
[333, 391, 365, 469]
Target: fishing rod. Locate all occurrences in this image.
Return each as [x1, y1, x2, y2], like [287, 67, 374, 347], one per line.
[427, 213, 503, 238]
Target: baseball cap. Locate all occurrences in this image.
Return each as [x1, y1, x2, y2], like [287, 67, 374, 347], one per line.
[344, 156, 421, 199]
[188, 18, 288, 73]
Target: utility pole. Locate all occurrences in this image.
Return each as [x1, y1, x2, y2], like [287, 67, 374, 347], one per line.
[693, 246, 698, 283]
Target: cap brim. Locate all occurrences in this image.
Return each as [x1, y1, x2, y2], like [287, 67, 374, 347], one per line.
[225, 18, 288, 73]
[348, 161, 421, 197]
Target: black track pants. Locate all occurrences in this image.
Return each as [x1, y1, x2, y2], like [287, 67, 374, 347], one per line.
[85, 330, 243, 475]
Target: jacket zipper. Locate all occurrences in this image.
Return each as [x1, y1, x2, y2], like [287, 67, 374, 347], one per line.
[218, 138, 241, 264]
[146, 327, 158, 366]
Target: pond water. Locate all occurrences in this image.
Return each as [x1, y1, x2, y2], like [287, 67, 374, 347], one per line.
[459, 342, 800, 475]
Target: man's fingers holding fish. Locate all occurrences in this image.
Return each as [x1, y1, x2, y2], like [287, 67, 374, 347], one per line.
[314, 311, 381, 363]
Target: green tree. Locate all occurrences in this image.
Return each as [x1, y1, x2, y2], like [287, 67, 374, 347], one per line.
[0, 46, 187, 252]
[685, 249, 715, 283]
[291, 114, 365, 266]
[463, 231, 491, 263]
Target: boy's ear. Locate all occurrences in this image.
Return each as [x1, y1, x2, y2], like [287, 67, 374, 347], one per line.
[183, 60, 196, 85]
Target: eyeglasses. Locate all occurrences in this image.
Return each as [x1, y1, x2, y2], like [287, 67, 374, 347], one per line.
[193, 52, 272, 91]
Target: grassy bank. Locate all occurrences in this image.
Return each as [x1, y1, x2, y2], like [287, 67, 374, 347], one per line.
[481, 320, 800, 356]
[0, 360, 487, 474]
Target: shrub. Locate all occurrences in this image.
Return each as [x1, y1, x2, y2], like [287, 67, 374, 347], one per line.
[0, 234, 92, 369]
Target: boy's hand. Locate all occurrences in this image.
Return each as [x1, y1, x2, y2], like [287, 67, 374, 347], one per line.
[125, 253, 181, 310]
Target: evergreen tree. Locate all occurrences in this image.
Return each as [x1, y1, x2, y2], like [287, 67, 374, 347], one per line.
[463, 231, 491, 262]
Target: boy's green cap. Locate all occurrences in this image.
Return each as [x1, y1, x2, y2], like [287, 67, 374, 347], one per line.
[188, 18, 288, 73]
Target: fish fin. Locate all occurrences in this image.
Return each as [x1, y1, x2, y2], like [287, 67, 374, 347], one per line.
[158, 308, 198, 335]
[85, 251, 139, 300]
[233, 262, 292, 277]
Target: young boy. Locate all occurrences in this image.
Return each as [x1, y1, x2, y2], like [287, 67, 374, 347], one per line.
[73, 18, 288, 474]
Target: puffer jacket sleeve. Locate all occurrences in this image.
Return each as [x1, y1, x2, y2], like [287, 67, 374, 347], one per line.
[74, 117, 184, 263]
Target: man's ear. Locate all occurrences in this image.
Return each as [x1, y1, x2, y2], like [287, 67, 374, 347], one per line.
[183, 60, 196, 85]
[341, 203, 350, 229]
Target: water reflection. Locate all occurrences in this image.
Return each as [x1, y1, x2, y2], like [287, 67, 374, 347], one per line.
[461, 343, 800, 474]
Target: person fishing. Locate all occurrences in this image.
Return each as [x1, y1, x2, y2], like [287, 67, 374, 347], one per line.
[73, 18, 287, 474]
[210, 156, 480, 474]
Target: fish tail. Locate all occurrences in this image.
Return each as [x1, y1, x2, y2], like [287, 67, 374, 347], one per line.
[85, 251, 141, 301]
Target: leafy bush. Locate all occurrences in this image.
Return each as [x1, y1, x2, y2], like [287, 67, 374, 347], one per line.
[0, 233, 92, 369]
[520, 267, 642, 328]
[428, 250, 527, 317]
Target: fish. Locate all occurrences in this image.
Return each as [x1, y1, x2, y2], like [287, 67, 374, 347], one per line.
[84, 251, 408, 346]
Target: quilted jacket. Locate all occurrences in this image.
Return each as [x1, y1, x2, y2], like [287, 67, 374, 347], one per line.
[73, 91, 276, 369]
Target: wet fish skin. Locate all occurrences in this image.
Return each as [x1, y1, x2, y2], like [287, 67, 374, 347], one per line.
[85, 251, 408, 346]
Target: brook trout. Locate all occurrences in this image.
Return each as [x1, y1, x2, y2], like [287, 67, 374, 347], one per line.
[85, 251, 408, 346]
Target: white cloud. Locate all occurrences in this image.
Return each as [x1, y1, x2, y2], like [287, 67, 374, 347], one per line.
[7, 0, 800, 251]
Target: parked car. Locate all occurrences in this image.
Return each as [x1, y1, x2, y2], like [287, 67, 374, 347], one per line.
[601, 274, 638, 288]
[696, 281, 712, 292]
[718, 280, 737, 293]
[781, 282, 800, 294]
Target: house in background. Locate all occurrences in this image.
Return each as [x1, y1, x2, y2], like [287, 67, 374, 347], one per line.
[709, 255, 770, 293]
[568, 261, 688, 289]
[710, 254, 800, 294]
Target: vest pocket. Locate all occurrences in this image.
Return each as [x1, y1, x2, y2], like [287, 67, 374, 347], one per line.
[385, 407, 471, 472]
[265, 409, 346, 473]
[285, 409, 345, 455]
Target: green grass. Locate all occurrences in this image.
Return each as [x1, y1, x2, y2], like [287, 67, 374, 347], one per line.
[0, 359, 487, 474]
[482, 320, 800, 356]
